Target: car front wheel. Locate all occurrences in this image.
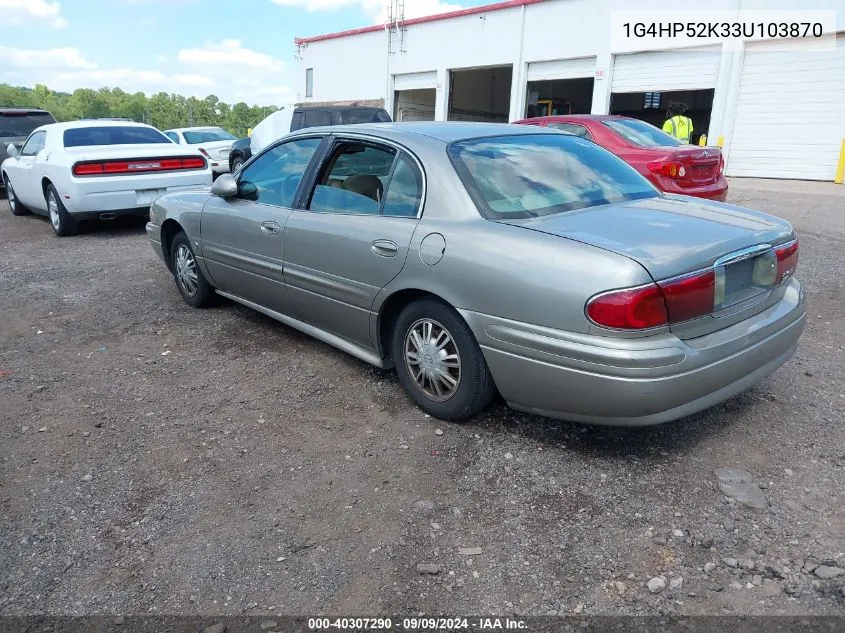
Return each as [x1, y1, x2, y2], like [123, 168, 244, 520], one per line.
[170, 231, 216, 308]
[391, 298, 497, 421]
[4, 176, 30, 216]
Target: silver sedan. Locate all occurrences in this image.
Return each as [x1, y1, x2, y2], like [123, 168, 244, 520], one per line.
[146, 123, 805, 426]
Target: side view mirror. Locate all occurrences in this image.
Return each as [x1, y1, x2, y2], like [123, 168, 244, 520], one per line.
[210, 173, 238, 198]
[6, 144, 19, 158]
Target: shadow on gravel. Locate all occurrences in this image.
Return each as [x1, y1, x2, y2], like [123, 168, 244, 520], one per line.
[477, 389, 760, 461]
[18, 212, 148, 237]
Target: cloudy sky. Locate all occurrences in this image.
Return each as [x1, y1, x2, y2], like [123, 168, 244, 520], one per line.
[0, 0, 485, 106]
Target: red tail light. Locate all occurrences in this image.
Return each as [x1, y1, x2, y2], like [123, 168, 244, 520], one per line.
[72, 156, 207, 176]
[775, 239, 799, 284]
[657, 269, 715, 323]
[587, 245, 795, 331]
[586, 284, 668, 329]
[647, 160, 686, 179]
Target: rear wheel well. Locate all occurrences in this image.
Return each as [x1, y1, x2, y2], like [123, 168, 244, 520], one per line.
[160, 219, 184, 272]
[378, 289, 449, 365]
[41, 178, 53, 198]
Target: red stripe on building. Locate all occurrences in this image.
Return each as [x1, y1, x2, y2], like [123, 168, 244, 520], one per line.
[294, 0, 547, 45]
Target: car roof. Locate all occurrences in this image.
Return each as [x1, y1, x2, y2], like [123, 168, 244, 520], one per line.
[0, 108, 53, 115]
[37, 120, 159, 132]
[296, 105, 387, 112]
[296, 121, 559, 143]
[165, 126, 226, 133]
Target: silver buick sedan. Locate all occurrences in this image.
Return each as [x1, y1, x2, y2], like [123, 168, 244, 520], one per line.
[146, 122, 805, 426]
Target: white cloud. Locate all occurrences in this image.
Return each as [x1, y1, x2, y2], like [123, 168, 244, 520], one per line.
[0, 46, 95, 70]
[272, 0, 463, 22]
[0, 0, 69, 28]
[178, 39, 283, 71]
[0, 42, 292, 106]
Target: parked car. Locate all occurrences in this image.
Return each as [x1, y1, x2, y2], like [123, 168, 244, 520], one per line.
[163, 126, 237, 176]
[2, 120, 211, 236]
[230, 105, 392, 172]
[514, 114, 728, 201]
[147, 123, 804, 426]
[1, 108, 57, 193]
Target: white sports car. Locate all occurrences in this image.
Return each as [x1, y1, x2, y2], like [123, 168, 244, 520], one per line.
[162, 126, 237, 176]
[1, 120, 212, 236]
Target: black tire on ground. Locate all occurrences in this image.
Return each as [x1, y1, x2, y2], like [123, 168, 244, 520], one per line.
[46, 184, 78, 236]
[391, 297, 497, 422]
[231, 157, 244, 173]
[3, 175, 30, 216]
[170, 231, 216, 308]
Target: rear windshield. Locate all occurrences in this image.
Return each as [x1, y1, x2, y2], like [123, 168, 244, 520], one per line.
[448, 134, 658, 220]
[604, 118, 682, 147]
[0, 112, 55, 137]
[63, 126, 171, 147]
[340, 109, 391, 124]
[182, 128, 237, 144]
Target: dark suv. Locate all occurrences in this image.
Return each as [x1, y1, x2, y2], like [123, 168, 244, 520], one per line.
[229, 105, 391, 172]
[1, 108, 57, 193]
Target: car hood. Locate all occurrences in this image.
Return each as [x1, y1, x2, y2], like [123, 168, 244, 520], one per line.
[499, 194, 794, 280]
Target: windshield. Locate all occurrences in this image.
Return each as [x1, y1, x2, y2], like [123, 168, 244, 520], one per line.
[604, 118, 682, 147]
[182, 128, 237, 144]
[340, 109, 391, 124]
[63, 126, 171, 147]
[0, 112, 55, 137]
[448, 134, 658, 220]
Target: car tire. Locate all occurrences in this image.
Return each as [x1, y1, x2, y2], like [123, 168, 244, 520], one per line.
[231, 156, 244, 173]
[45, 184, 78, 236]
[391, 297, 497, 421]
[4, 175, 30, 216]
[170, 231, 216, 308]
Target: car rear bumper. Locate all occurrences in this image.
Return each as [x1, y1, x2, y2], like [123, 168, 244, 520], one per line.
[462, 278, 805, 426]
[653, 175, 729, 202]
[61, 171, 212, 215]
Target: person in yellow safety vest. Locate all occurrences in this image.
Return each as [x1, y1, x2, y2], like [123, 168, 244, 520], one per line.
[662, 103, 693, 143]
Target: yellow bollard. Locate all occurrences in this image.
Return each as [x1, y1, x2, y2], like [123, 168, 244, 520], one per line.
[699, 135, 707, 146]
[717, 136, 724, 148]
[835, 138, 845, 184]
[247, 127, 253, 136]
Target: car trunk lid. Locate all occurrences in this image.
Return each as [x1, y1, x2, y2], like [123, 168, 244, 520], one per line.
[501, 195, 796, 337]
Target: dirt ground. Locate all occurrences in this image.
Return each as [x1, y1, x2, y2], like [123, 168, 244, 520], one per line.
[1, 178, 843, 618]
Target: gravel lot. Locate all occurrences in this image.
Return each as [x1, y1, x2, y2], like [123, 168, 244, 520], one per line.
[1, 178, 843, 618]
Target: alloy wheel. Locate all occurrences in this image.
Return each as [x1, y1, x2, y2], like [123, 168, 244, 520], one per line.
[404, 318, 462, 402]
[48, 191, 60, 230]
[175, 244, 199, 296]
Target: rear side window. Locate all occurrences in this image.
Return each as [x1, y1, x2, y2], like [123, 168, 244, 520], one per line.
[546, 122, 592, 140]
[448, 134, 657, 220]
[0, 112, 55, 137]
[183, 128, 236, 144]
[340, 109, 391, 124]
[310, 142, 396, 215]
[604, 118, 682, 147]
[304, 110, 332, 128]
[63, 126, 171, 147]
[291, 111, 304, 131]
[164, 131, 181, 143]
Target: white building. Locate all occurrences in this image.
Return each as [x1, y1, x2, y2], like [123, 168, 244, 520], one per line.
[295, 0, 845, 181]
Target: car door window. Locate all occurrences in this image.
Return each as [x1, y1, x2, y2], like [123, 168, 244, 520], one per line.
[164, 132, 181, 143]
[309, 142, 396, 215]
[20, 131, 45, 156]
[304, 109, 331, 128]
[381, 154, 423, 217]
[237, 137, 322, 207]
[547, 122, 593, 140]
[291, 111, 304, 131]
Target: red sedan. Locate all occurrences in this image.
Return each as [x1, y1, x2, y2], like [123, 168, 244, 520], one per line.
[513, 114, 728, 201]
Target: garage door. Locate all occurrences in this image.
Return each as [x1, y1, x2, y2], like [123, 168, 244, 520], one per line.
[611, 46, 721, 92]
[393, 71, 437, 91]
[726, 35, 845, 180]
[527, 56, 595, 81]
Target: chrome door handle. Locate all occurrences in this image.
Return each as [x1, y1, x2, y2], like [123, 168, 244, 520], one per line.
[260, 221, 280, 235]
[371, 240, 398, 257]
